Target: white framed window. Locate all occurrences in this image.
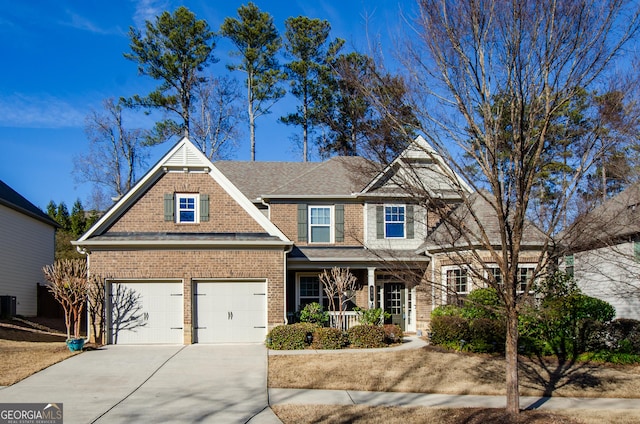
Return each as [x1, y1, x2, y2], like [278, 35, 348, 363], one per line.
[384, 205, 405, 238]
[309, 206, 333, 243]
[176, 193, 199, 223]
[445, 267, 469, 294]
[488, 266, 503, 288]
[517, 266, 535, 293]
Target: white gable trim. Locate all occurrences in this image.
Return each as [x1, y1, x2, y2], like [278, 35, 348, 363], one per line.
[77, 137, 290, 243]
[360, 135, 473, 196]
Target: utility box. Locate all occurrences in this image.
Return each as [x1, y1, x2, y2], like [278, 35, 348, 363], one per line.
[0, 295, 17, 319]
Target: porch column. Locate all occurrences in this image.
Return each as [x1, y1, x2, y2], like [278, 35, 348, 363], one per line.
[367, 267, 376, 308]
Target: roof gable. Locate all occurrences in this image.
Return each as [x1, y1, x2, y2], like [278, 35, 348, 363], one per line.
[360, 136, 472, 198]
[77, 138, 289, 243]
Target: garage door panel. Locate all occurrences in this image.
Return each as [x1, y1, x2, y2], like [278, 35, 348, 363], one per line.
[195, 281, 266, 343]
[110, 282, 183, 344]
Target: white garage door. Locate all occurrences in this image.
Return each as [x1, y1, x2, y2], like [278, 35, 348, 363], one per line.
[194, 281, 266, 343]
[109, 281, 183, 344]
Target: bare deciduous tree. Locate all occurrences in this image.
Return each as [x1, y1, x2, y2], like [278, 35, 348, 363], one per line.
[319, 267, 358, 330]
[356, 0, 640, 415]
[74, 98, 148, 203]
[42, 259, 88, 340]
[191, 76, 243, 160]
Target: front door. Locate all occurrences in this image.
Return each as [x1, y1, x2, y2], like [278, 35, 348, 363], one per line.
[384, 283, 406, 330]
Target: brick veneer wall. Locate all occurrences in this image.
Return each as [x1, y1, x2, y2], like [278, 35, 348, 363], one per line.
[90, 248, 286, 344]
[109, 171, 265, 234]
[269, 202, 363, 245]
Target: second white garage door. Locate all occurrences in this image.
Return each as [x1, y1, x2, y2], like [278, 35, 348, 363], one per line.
[194, 281, 266, 343]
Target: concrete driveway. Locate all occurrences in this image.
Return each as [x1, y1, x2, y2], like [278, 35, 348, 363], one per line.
[0, 344, 281, 424]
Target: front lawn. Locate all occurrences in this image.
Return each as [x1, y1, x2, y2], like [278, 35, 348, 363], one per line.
[269, 345, 640, 423]
[0, 319, 79, 386]
[269, 345, 640, 398]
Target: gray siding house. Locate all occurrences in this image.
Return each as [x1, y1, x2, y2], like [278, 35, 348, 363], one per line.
[0, 180, 58, 316]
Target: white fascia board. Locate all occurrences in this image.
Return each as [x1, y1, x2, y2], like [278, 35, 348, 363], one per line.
[261, 194, 359, 200]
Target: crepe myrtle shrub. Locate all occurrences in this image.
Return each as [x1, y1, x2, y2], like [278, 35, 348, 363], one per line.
[298, 302, 329, 325]
[311, 327, 348, 350]
[353, 306, 390, 325]
[347, 324, 386, 348]
[266, 322, 317, 350]
[383, 324, 403, 344]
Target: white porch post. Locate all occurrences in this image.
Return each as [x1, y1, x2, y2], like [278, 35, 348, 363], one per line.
[367, 267, 376, 308]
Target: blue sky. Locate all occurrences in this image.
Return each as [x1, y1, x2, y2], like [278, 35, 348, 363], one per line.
[0, 0, 413, 211]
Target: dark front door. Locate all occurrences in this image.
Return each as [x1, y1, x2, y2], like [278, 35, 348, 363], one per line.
[384, 283, 405, 330]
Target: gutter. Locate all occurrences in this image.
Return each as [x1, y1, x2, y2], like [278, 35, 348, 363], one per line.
[72, 239, 293, 250]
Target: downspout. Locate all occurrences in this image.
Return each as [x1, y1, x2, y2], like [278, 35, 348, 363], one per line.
[76, 245, 91, 343]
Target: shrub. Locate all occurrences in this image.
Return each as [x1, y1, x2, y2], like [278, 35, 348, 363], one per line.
[431, 304, 463, 318]
[606, 319, 640, 353]
[347, 324, 386, 348]
[311, 327, 347, 350]
[266, 322, 316, 350]
[468, 318, 505, 353]
[354, 307, 389, 325]
[462, 288, 503, 320]
[430, 315, 470, 347]
[298, 302, 329, 325]
[383, 324, 403, 344]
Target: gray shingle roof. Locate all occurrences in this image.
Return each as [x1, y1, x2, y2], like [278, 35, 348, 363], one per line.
[419, 191, 547, 253]
[215, 156, 376, 199]
[564, 184, 640, 251]
[0, 179, 58, 227]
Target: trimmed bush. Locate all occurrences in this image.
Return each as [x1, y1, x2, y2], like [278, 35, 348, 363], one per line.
[311, 327, 347, 350]
[468, 318, 505, 353]
[347, 324, 386, 348]
[298, 302, 329, 325]
[430, 315, 470, 348]
[462, 288, 503, 320]
[354, 307, 390, 325]
[431, 304, 463, 318]
[383, 324, 404, 344]
[266, 322, 316, 350]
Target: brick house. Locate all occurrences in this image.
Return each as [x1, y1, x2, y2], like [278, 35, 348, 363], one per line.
[75, 136, 544, 344]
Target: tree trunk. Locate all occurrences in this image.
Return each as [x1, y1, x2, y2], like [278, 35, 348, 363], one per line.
[505, 305, 520, 415]
[248, 78, 255, 161]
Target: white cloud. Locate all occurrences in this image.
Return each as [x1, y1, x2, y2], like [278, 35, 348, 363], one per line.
[0, 94, 86, 129]
[132, 0, 170, 29]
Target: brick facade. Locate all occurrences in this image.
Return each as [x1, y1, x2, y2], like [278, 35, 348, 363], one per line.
[109, 172, 264, 234]
[89, 248, 285, 343]
[270, 202, 363, 245]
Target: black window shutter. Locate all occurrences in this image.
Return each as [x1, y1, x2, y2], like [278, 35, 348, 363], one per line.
[200, 194, 209, 222]
[297, 204, 308, 242]
[335, 204, 344, 242]
[406, 204, 414, 239]
[164, 193, 175, 222]
[376, 205, 384, 239]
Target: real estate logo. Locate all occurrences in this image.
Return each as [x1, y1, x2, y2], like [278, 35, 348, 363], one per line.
[0, 403, 63, 424]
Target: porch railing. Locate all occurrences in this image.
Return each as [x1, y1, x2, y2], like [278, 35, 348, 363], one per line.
[328, 311, 359, 331]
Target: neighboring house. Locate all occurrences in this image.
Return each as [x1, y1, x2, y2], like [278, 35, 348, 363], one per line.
[0, 179, 58, 316]
[74, 136, 545, 344]
[564, 185, 640, 320]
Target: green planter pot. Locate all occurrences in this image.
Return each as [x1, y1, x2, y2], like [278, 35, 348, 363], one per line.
[66, 338, 85, 352]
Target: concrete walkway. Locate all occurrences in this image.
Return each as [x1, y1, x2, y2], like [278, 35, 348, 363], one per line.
[0, 344, 281, 424]
[269, 388, 640, 410]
